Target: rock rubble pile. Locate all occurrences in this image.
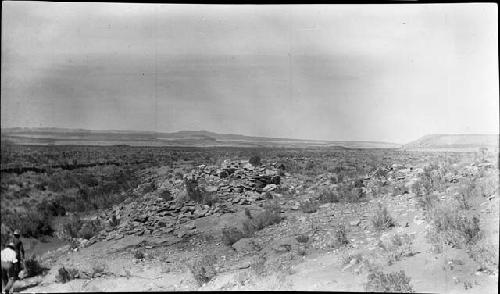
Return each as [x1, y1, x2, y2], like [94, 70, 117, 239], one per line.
[85, 160, 283, 245]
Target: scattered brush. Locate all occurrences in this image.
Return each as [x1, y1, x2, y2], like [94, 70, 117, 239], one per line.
[299, 200, 319, 213]
[24, 254, 48, 277]
[365, 269, 415, 293]
[428, 203, 481, 248]
[133, 250, 145, 260]
[467, 243, 499, 274]
[244, 208, 253, 219]
[189, 254, 217, 286]
[318, 189, 339, 203]
[242, 200, 282, 236]
[341, 251, 364, 266]
[109, 214, 120, 227]
[250, 254, 267, 276]
[55, 266, 79, 284]
[296, 234, 309, 244]
[379, 233, 415, 265]
[222, 227, 244, 246]
[338, 182, 364, 203]
[334, 224, 350, 247]
[371, 203, 396, 231]
[249, 155, 262, 166]
[91, 263, 106, 276]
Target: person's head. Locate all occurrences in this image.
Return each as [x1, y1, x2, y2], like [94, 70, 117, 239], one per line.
[13, 229, 21, 239]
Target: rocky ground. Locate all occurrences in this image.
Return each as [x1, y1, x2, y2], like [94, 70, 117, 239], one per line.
[14, 155, 499, 293]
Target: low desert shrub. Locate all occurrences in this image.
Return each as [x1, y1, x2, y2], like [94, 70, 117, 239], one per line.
[175, 190, 189, 206]
[250, 254, 267, 276]
[63, 216, 101, 240]
[24, 254, 47, 277]
[299, 200, 319, 213]
[63, 215, 83, 239]
[392, 181, 408, 196]
[296, 234, 309, 243]
[305, 160, 315, 171]
[78, 221, 102, 240]
[244, 208, 253, 219]
[55, 266, 79, 284]
[379, 233, 415, 265]
[249, 155, 262, 166]
[318, 189, 339, 203]
[133, 250, 145, 260]
[241, 201, 282, 236]
[341, 251, 365, 267]
[467, 244, 498, 274]
[371, 203, 396, 231]
[1, 209, 54, 238]
[416, 190, 438, 211]
[365, 269, 414, 293]
[429, 208, 481, 248]
[334, 224, 349, 247]
[158, 188, 173, 201]
[189, 254, 217, 286]
[222, 227, 244, 246]
[109, 214, 120, 227]
[91, 263, 106, 276]
[338, 182, 364, 203]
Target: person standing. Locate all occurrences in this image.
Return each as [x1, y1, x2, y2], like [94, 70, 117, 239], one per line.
[12, 230, 24, 274]
[1, 242, 18, 294]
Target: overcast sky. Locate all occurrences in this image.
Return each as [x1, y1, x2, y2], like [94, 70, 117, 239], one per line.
[1, 3, 498, 143]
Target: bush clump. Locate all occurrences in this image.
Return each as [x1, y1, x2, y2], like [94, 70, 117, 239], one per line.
[334, 224, 349, 247]
[249, 155, 262, 166]
[371, 203, 396, 231]
[63, 216, 102, 240]
[318, 189, 339, 203]
[24, 254, 47, 277]
[133, 250, 145, 260]
[242, 201, 282, 236]
[189, 254, 217, 286]
[365, 269, 415, 292]
[158, 188, 173, 201]
[428, 204, 481, 248]
[467, 244, 499, 274]
[55, 266, 79, 284]
[379, 233, 415, 265]
[296, 234, 309, 243]
[1, 209, 54, 238]
[299, 200, 319, 213]
[222, 227, 244, 246]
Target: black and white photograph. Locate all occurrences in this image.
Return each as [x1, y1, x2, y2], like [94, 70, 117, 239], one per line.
[1, 2, 498, 293]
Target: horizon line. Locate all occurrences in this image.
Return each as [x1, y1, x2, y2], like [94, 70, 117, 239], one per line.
[2, 126, 499, 145]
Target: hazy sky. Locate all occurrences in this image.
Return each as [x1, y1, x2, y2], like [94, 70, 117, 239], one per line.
[1, 3, 498, 143]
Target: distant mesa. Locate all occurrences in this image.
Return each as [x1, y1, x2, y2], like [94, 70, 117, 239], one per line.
[403, 134, 499, 151]
[1, 127, 400, 149]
